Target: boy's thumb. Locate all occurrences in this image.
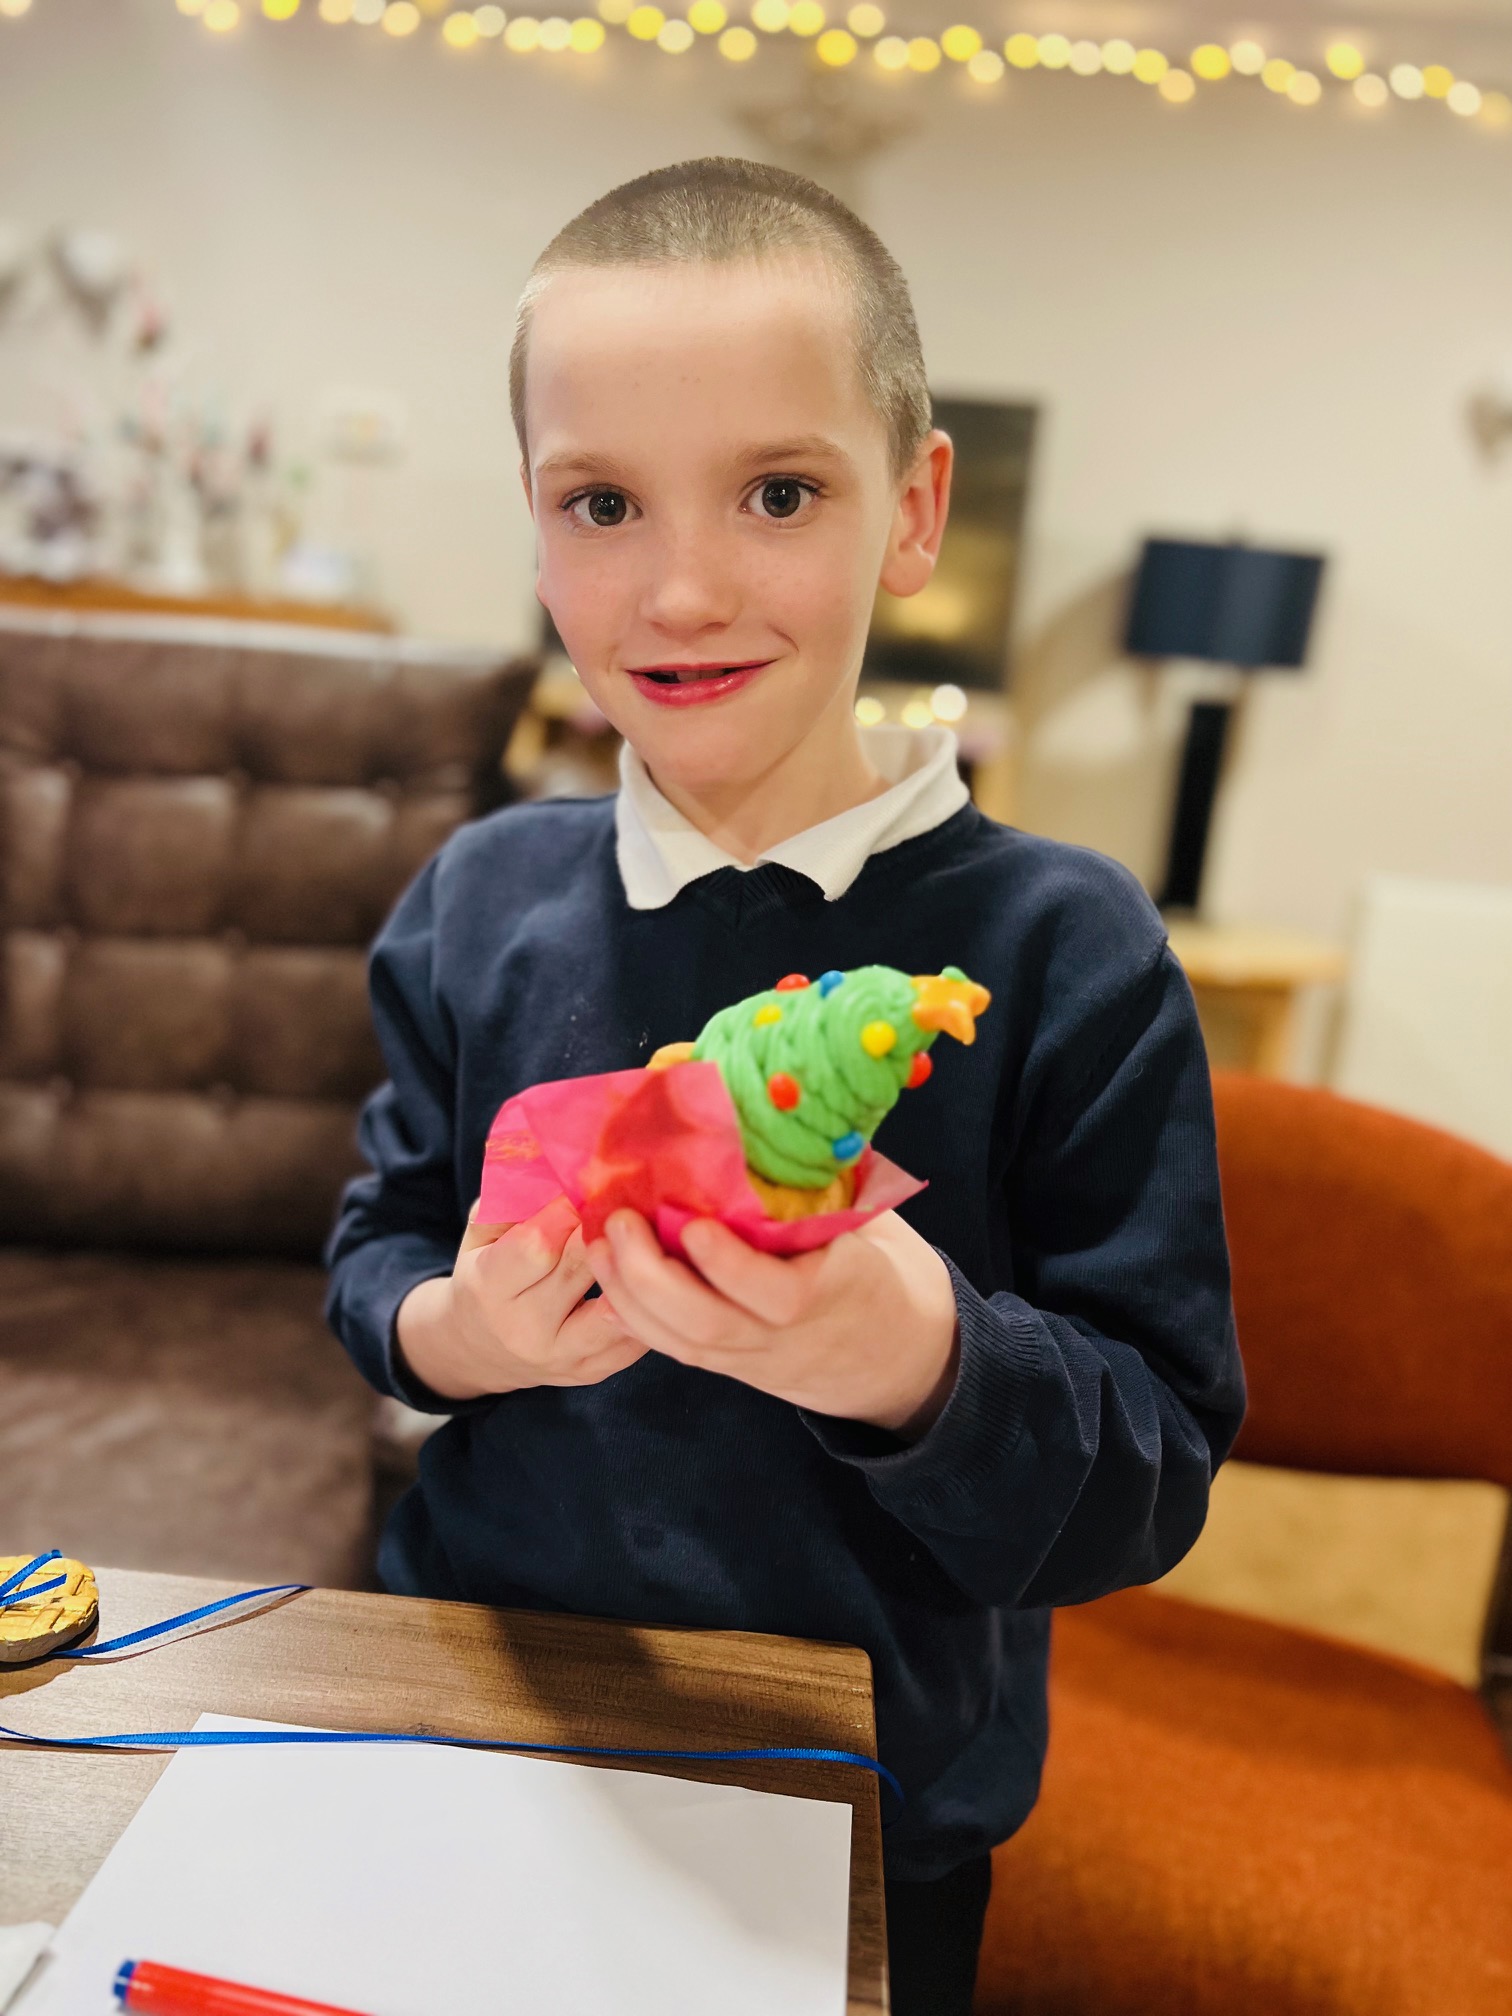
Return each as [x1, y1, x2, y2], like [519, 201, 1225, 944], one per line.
[458, 1200, 513, 1255]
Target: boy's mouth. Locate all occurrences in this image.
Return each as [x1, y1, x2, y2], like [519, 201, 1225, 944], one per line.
[625, 659, 775, 707]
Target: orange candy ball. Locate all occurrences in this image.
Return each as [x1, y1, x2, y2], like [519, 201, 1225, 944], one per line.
[767, 1072, 801, 1110]
[906, 1051, 933, 1089]
[774, 973, 811, 991]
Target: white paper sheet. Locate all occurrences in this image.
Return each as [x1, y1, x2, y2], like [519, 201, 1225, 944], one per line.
[0, 1926, 53, 2014]
[19, 1714, 852, 2016]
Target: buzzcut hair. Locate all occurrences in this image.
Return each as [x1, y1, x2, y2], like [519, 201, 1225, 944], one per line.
[509, 156, 933, 484]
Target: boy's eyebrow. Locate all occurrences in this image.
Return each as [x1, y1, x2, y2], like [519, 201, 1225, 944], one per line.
[533, 436, 855, 483]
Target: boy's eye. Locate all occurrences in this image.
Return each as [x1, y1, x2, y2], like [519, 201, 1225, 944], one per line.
[750, 478, 816, 522]
[568, 489, 631, 528]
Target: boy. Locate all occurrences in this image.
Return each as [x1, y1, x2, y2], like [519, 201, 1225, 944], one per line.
[326, 157, 1244, 2015]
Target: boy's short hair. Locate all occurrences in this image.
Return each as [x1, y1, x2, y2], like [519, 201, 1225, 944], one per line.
[509, 156, 932, 484]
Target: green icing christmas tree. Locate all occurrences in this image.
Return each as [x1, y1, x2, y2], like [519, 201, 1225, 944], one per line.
[661, 963, 990, 1192]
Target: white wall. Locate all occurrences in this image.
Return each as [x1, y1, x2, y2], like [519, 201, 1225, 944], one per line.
[3, 0, 1510, 942]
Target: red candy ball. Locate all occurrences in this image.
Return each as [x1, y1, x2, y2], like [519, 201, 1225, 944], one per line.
[774, 973, 811, 991]
[767, 1072, 801, 1110]
[906, 1051, 933, 1089]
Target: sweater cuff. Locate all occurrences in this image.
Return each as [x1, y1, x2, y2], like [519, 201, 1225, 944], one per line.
[801, 1253, 1040, 1535]
[335, 1232, 491, 1418]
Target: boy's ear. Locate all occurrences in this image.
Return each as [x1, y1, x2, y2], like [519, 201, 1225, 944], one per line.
[878, 430, 953, 600]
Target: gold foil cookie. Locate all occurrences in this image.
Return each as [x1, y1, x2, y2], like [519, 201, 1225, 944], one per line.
[0, 1554, 99, 1665]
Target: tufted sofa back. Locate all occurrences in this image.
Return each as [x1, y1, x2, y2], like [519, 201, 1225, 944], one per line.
[0, 612, 536, 1257]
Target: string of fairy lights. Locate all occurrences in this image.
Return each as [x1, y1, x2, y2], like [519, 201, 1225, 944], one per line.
[4, 0, 1509, 130]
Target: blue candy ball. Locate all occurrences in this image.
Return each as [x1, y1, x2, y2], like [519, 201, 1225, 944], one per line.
[832, 1130, 865, 1164]
[818, 969, 846, 996]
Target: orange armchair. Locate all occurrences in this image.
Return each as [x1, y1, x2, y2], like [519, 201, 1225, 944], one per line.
[977, 1072, 1512, 2015]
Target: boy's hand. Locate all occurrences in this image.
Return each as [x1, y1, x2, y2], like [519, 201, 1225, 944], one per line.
[586, 1208, 961, 1439]
[395, 1195, 645, 1403]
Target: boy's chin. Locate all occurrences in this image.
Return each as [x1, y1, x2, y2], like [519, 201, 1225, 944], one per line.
[634, 719, 779, 795]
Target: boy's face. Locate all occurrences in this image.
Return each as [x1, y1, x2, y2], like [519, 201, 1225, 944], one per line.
[521, 252, 950, 797]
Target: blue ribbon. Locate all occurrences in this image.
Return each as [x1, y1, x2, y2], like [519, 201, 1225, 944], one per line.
[59, 1580, 308, 1658]
[0, 1549, 68, 1610]
[0, 1721, 903, 1815]
[0, 1550, 305, 1656]
[0, 1551, 904, 1817]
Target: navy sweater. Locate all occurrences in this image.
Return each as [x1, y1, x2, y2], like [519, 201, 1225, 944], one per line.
[325, 794, 1245, 1880]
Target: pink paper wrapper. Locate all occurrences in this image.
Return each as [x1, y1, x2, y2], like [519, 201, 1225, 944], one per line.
[478, 1059, 925, 1257]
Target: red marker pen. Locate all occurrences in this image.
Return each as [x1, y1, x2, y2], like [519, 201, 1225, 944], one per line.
[113, 1959, 374, 2016]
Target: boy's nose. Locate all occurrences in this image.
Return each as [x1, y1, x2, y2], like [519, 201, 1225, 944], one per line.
[637, 530, 742, 639]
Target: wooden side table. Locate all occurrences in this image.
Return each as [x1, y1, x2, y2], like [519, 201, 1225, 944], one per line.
[1, 1569, 886, 2013]
[1166, 921, 1349, 1078]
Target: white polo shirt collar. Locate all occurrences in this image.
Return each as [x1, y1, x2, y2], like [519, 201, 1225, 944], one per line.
[614, 722, 970, 910]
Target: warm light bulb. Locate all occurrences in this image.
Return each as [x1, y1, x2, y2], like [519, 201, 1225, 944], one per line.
[1447, 80, 1481, 116]
[1287, 69, 1321, 105]
[1353, 73, 1388, 108]
[816, 26, 855, 62]
[178, 0, 208, 14]
[1068, 40, 1101, 74]
[845, 0, 882, 31]
[626, 3, 662, 33]
[854, 695, 887, 726]
[1325, 41, 1364, 80]
[1261, 57, 1295, 93]
[473, 3, 505, 30]
[1158, 66, 1195, 102]
[1131, 47, 1167, 84]
[1421, 64, 1453, 98]
[1191, 44, 1229, 81]
[688, 0, 724, 28]
[906, 34, 939, 69]
[966, 47, 1002, 81]
[319, 0, 355, 20]
[382, 2, 421, 30]
[1101, 39, 1135, 74]
[900, 697, 934, 729]
[442, 7, 477, 37]
[535, 13, 570, 43]
[1389, 63, 1424, 99]
[1481, 89, 1512, 127]
[504, 13, 539, 43]
[1229, 40, 1264, 76]
[263, 0, 301, 19]
[717, 21, 753, 54]
[787, 0, 824, 31]
[204, 0, 241, 27]
[0, 0, 33, 13]
[930, 683, 968, 722]
[1036, 33, 1070, 68]
[655, 16, 691, 47]
[351, 0, 385, 19]
[751, 0, 788, 28]
[597, 0, 632, 18]
[940, 23, 980, 61]
[873, 32, 907, 67]
[569, 14, 604, 45]
[1003, 32, 1038, 68]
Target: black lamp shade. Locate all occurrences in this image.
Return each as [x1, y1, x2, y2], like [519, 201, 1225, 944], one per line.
[1125, 538, 1324, 669]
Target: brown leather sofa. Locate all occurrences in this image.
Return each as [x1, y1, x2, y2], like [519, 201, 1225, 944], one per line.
[0, 611, 536, 1588]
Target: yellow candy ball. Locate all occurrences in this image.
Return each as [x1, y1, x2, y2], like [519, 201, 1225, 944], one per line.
[860, 1019, 898, 1057]
[753, 1003, 783, 1027]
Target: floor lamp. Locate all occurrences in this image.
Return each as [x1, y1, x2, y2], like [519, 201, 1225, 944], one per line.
[1125, 537, 1326, 916]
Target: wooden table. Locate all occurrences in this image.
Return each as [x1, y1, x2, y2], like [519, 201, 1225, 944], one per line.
[1166, 920, 1349, 1078]
[1, 1569, 885, 2012]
